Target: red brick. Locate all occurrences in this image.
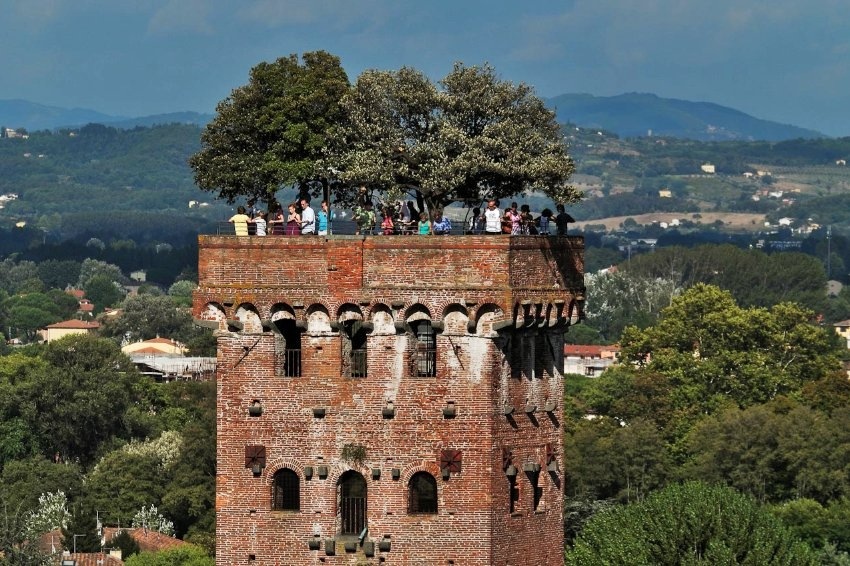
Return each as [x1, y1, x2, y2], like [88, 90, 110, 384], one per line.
[194, 235, 584, 565]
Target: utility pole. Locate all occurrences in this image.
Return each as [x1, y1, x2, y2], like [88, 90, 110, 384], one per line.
[827, 225, 832, 279]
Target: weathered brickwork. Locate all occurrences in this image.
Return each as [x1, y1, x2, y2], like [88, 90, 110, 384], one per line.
[194, 235, 584, 566]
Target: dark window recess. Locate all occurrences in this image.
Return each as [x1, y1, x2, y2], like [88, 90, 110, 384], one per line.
[274, 319, 302, 377]
[410, 320, 436, 377]
[408, 472, 438, 514]
[529, 474, 543, 511]
[509, 476, 519, 513]
[272, 468, 300, 510]
[339, 471, 367, 535]
[341, 320, 368, 378]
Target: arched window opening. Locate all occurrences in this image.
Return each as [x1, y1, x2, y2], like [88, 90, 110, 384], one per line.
[274, 319, 302, 377]
[408, 472, 438, 514]
[342, 320, 368, 378]
[272, 468, 300, 511]
[338, 471, 367, 535]
[410, 320, 436, 377]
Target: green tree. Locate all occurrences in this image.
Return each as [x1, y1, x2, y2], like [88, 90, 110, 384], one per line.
[565, 416, 671, 502]
[189, 51, 350, 204]
[86, 452, 167, 527]
[37, 260, 81, 290]
[17, 335, 138, 465]
[82, 274, 125, 313]
[620, 284, 840, 416]
[124, 544, 214, 566]
[167, 280, 196, 308]
[77, 259, 123, 289]
[110, 529, 140, 560]
[330, 62, 579, 213]
[0, 501, 51, 566]
[584, 270, 679, 341]
[102, 294, 192, 342]
[565, 482, 817, 565]
[62, 502, 100, 553]
[0, 456, 83, 511]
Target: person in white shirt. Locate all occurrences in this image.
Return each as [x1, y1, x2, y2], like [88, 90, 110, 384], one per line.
[251, 211, 267, 236]
[483, 200, 503, 234]
[300, 198, 316, 235]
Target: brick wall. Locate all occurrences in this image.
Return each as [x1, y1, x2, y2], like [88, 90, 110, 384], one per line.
[195, 235, 584, 565]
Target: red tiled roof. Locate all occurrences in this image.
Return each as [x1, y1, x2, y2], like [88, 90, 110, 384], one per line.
[131, 346, 168, 355]
[67, 289, 85, 299]
[145, 337, 178, 345]
[46, 320, 101, 330]
[564, 344, 620, 357]
[103, 527, 188, 553]
[61, 553, 124, 566]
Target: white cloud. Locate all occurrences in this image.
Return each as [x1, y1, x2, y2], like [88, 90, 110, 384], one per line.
[236, 0, 394, 30]
[147, 0, 215, 35]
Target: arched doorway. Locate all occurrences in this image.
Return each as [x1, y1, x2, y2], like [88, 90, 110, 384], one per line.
[338, 471, 367, 535]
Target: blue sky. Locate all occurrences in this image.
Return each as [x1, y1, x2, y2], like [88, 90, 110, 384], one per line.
[1, 0, 848, 135]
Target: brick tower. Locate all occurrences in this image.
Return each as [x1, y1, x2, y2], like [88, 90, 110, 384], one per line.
[193, 234, 584, 565]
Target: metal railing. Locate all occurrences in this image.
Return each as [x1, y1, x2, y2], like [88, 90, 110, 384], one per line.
[340, 496, 366, 535]
[282, 349, 301, 377]
[348, 349, 367, 378]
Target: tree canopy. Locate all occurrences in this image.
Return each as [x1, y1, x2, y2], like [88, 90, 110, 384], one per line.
[189, 51, 350, 204]
[190, 53, 580, 213]
[328, 62, 579, 213]
[565, 482, 817, 565]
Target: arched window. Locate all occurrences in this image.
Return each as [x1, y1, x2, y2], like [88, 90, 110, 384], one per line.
[410, 320, 436, 377]
[338, 471, 367, 535]
[408, 472, 437, 514]
[272, 468, 300, 511]
[342, 319, 368, 378]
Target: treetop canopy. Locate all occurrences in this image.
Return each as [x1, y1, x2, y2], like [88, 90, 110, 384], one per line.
[190, 51, 581, 214]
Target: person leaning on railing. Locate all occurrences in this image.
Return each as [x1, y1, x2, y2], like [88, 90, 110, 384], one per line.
[229, 205, 250, 236]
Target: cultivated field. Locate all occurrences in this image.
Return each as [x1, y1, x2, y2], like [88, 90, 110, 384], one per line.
[574, 212, 766, 232]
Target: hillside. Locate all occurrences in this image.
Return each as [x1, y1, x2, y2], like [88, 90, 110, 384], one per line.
[547, 93, 824, 141]
[0, 99, 212, 131]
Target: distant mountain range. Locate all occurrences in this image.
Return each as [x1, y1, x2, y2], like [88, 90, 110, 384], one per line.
[0, 99, 213, 131]
[1, 94, 825, 141]
[545, 93, 824, 141]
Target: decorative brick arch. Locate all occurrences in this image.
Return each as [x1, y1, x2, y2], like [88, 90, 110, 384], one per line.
[404, 303, 431, 323]
[336, 303, 363, 323]
[474, 303, 506, 336]
[441, 303, 469, 335]
[369, 303, 395, 335]
[270, 303, 296, 321]
[305, 303, 332, 334]
[264, 457, 307, 482]
[200, 302, 226, 322]
[235, 303, 262, 334]
[400, 461, 441, 484]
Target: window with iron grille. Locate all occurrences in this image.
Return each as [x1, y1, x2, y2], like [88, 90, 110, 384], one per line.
[274, 320, 301, 377]
[410, 320, 436, 377]
[408, 472, 438, 514]
[272, 468, 300, 511]
[339, 471, 367, 535]
[342, 320, 368, 378]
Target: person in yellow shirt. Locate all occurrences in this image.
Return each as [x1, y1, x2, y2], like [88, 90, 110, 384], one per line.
[229, 205, 250, 236]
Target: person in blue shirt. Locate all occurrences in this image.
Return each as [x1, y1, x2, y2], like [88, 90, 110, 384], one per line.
[432, 211, 452, 235]
[317, 200, 334, 235]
